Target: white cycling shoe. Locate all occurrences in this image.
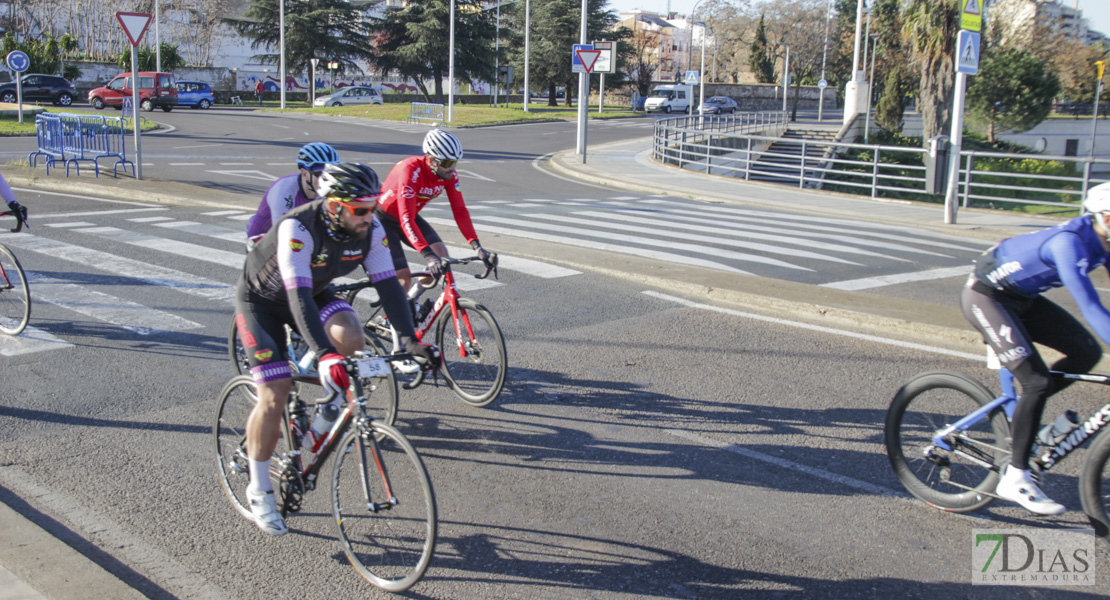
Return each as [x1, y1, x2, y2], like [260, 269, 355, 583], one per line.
[395, 359, 421, 375]
[246, 487, 289, 535]
[996, 466, 1066, 516]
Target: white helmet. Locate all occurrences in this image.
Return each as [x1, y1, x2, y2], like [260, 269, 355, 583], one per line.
[1084, 182, 1110, 215]
[422, 129, 463, 161]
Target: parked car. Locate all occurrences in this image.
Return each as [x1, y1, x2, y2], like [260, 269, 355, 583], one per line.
[0, 74, 77, 106]
[89, 72, 177, 112]
[698, 96, 739, 115]
[313, 86, 383, 108]
[175, 81, 214, 109]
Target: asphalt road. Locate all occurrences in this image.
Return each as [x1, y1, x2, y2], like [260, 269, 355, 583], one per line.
[1, 112, 1108, 599]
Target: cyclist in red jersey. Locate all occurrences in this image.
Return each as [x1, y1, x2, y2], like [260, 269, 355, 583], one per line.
[375, 129, 494, 291]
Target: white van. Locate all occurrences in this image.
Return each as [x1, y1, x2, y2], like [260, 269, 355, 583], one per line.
[644, 84, 692, 114]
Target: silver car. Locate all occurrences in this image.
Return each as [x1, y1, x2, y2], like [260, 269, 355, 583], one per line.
[698, 96, 738, 114]
[313, 86, 384, 108]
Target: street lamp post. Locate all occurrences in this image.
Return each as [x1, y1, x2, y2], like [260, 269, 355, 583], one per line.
[818, 0, 832, 121]
[155, 0, 161, 72]
[688, 0, 705, 77]
[279, 0, 286, 109]
[493, 0, 501, 107]
[524, 0, 530, 113]
[697, 21, 706, 119]
[448, 0, 456, 122]
[780, 42, 790, 113]
[310, 58, 318, 106]
[844, 0, 868, 125]
[864, 33, 878, 141]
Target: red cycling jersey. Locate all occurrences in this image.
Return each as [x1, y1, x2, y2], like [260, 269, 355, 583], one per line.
[378, 155, 478, 254]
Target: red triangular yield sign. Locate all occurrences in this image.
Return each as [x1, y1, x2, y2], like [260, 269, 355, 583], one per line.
[116, 12, 152, 47]
[576, 49, 601, 73]
[963, 0, 980, 15]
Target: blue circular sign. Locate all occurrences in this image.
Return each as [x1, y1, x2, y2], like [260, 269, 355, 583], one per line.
[6, 51, 30, 73]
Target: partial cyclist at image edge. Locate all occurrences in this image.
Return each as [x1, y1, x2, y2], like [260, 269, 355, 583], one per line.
[376, 129, 495, 292]
[960, 181, 1110, 516]
[233, 161, 438, 535]
[244, 142, 340, 247]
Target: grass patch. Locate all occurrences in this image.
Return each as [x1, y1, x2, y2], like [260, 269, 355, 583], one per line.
[0, 105, 159, 136]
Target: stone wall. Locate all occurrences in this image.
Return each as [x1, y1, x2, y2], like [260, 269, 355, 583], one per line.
[596, 82, 838, 112]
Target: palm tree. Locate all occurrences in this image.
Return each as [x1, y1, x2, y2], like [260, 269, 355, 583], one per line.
[901, 0, 960, 142]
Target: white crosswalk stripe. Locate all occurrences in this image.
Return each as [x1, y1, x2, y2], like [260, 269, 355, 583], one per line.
[27, 272, 203, 334]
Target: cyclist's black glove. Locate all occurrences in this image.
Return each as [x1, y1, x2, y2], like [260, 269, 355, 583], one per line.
[421, 249, 449, 279]
[470, 240, 492, 263]
[401, 336, 441, 369]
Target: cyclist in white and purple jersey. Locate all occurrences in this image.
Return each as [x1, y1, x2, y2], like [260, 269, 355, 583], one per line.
[245, 142, 339, 246]
[233, 162, 439, 536]
[962, 182, 1110, 515]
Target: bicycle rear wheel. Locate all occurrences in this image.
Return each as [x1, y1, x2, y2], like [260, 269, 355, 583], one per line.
[214, 376, 296, 519]
[1080, 430, 1110, 549]
[0, 244, 31, 335]
[436, 298, 507, 407]
[885, 371, 1011, 512]
[332, 422, 436, 592]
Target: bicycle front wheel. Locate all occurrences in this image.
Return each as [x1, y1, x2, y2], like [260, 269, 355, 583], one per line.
[227, 316, 250, 376]
[332, 422, 436, 592]
[0, 244, 31, 335]
[1080, 429, 1110, 549]
[214, 376, 294, 519]
[436, 298, 507, 407]
[885, 371, 1010, 512]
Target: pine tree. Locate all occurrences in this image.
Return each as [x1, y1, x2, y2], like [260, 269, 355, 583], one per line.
[748, 14, 775, 84]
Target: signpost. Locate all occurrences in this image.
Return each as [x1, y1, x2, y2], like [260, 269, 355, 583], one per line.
[592, 41, 614, 113]
[310, 58, 319, 106]
[943, 1, 984, 223]
[116, 11, 152, 180]
[5, 51, 30, 124]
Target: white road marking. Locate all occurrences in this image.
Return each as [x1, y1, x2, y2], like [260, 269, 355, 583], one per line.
[128, 216, 175, 223]
[822, 266, 973, 291]
[44, 222, 97, 228]
[10, 188, 159, 206]
[456, 168, 494, 182]
[472, 214, 812, 271]
[153, 220, 245, 243]
[27, 272, 203, 335]
[33, 208, 167, 219]
[204, 169, 279, 182]
[75, 227, 245, 268]
[0, 324, 74, 356]
[426, 216, 751, 275]
[168, 162, 205, 166]
[443, 244, 581, 279]
[645, 290, 982, 360]
[202, 210, 248, 216]
[0, 467, 232, 600]
[0, 233, 234, 304]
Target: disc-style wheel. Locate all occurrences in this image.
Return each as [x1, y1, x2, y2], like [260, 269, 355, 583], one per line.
[332, 423, 436, 592]
[56, 93, 72, 106]
[0, 91, 16, 103]
[214, 376, 295, 519]
[1080, 429, 1110, 548]
[435, 298, 507, 407]
[0, 244, 31, 335]
[885, 371, 1010, 512]
[199, 99, 211, 109]
[141, 98, 154, 112]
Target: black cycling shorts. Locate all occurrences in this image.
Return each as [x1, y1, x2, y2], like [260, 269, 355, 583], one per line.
[233, 280, 353, 383]
[374, 210, 443, 271]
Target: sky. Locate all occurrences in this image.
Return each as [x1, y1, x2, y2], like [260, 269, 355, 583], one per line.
[604, 0, 1110, 38]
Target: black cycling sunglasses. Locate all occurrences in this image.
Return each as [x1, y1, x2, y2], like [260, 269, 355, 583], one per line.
[435, 158, 457, 169]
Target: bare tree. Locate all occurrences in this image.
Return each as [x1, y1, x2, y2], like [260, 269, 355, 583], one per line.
[762, 0, 829, 116]
[625, 21, 662, 96]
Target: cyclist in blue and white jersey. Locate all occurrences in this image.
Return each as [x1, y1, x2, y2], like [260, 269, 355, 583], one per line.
[234, 162, 439, 535]
[245, 142, 340, 246]
[961, 182, 1110, 515]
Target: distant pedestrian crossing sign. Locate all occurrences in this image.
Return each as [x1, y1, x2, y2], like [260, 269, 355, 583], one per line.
[960, 0, 983, 32]
[956, 30, 980, 75]
[685, 71, 699, 85]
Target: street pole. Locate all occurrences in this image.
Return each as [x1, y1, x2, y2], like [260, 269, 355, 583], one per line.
[448, 0, 456, 122]
[1088, 61, 1104, 195]
[524, 0, 530, 113]
[310, 58, 318, 106]
[844, 0, 866, 124]
[279, 0, 286, 109]
[575, 0, 588, 160]
[688, 0, 705, 79]
[494, 0, 500, 107]
[155, 0, 161, 72]
[864, 33, 877, 141]
[781, 43, 790, 113]
[818, 0, 832, 121]
[131, 45, 142, 181]
[698, 23, 706, 120]
[943, 71, 969, 224]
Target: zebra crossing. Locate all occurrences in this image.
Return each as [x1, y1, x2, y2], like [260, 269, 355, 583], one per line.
[439, 195, 988, 283]
[0, 207, 582, 357]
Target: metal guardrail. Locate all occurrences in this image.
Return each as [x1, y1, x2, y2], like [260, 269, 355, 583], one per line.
[29, 112, 135, 177]
[408, 102, 445, 126]
[652, 114, 1110, 211]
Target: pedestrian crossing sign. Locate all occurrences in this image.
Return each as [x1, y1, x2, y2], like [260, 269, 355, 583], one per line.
[956, 30, 980, 75]
[685, 71, 698, 85]
[960, 0, 983, 32]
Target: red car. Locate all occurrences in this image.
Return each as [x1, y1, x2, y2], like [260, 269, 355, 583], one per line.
[89, 72, 177, 112]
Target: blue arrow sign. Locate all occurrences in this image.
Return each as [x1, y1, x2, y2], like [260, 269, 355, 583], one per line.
[6, 51, 30, 73]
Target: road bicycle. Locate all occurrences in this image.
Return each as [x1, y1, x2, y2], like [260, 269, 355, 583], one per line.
[228, 317, 399, 431]
[339, 255, 507, 407]
[0, 200, 30, 336]
[885, 356, 1110, 547]
[214, 352, 436, 592]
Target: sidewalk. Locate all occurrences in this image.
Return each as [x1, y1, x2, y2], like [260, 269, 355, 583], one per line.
[0, 132, 1077, 599]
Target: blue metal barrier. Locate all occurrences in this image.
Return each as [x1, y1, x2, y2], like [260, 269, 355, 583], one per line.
[408, 102, 445, 126]
[29, 112, 135, 177]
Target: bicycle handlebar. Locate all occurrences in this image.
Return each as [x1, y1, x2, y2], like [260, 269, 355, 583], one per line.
[332, 253, 499, 296]
[2, 201, 28, 233]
